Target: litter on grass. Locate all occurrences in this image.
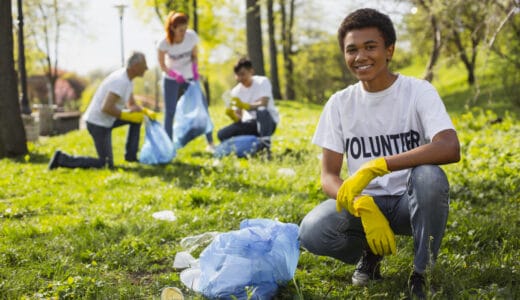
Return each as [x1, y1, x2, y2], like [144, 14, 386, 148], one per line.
[152, 210, 177, 222]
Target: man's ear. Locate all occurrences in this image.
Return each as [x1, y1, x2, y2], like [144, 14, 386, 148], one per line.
[386, 44, 395, 63]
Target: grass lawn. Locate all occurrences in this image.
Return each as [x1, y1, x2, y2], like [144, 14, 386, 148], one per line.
[1, 97, 519, 298]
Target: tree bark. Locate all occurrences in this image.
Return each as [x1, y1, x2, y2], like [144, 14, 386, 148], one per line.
[452, 29, 477, 85]
[423, 14, 442, 82]
[267, 0, 281, 99]
[416, 0, 442, 82]
[0, 0, 28, 157]
[246, 0, 265, 75]
[280, 0, 295, 100]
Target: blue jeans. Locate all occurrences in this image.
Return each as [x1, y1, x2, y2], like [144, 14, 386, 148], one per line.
[57, 120, 140, 168]
[217, 110, 277, 142]
[163, 77, 213, 144]
[298, 165, 450, 274]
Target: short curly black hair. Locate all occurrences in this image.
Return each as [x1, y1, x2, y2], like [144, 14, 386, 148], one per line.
[233, 57, 253, 74]
[337, 8, 396, 51]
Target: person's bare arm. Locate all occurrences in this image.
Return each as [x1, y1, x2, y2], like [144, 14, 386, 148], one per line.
[158, 49, 169, 73]
[320, 148, 345, 199]
[191, 45, 198, 64]
[126, 94, 142, 111]
[247, 96, 268, 110]
[385, 129, 460, 171]
[101, 92, 123, 117]
[101, 92, 142, 119]
[320, 129, 459, 198]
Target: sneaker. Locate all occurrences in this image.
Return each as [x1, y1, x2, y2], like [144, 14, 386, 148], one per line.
[48, 150, 62, 170]
[125, 155, 138, 162]
[351, 250, 383, 286]
[408, 271, 426, 299]
[206, 144, 216, 153]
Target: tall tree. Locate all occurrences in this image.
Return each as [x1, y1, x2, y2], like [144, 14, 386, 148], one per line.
[0, 0, 28, 157]
[280, 0, 295, 99]
[417, 0, 443, 82]
[266, 0, 282, 99]
[405, 0, 510, 86]
[246, 0, 265, 75]
[38, 0, 59, 105]
[487, 0, 520, 68]
[445, 0, 490, 85]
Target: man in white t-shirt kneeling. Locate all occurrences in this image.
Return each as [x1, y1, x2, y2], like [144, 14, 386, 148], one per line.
[217, 58, 280, 153]
[48, 52, 155, 169]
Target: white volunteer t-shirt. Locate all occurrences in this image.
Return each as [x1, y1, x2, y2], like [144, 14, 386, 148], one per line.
[312, 74, 455, 196]
[230, 75, 280, 124]
[83, 68, 133, 128]
[158, 29, 198, 79]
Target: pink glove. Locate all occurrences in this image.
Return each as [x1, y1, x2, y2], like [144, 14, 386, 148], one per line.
[192, 61, 200, 81]
[167, 69, 186, 84]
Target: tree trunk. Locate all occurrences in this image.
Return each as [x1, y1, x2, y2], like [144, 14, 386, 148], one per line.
[416, 0, 442, 82]
[246, 0, 265, 75]
[0, 0, 28, 157]
[280, 0, 295, 100]
[452, 29, 477, 85]
[267, 0, 281, 99]
[423, 14, 442, 82]
[192, 0, 198, 33]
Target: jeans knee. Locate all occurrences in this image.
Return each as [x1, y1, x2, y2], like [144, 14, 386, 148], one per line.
[298, 213, 318, 250]
[411, 165, 448, 188]
[409, 165, 449, 207]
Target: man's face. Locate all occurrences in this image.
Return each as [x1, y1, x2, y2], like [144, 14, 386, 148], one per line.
[136, 59, 148, 77]
[343, 27, 394, 85]
[235, 67, 254, 87]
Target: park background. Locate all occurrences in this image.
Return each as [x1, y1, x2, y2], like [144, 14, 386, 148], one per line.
[1, 0, 519, 299]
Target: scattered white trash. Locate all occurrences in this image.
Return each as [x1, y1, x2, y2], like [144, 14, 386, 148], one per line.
[173, 251, 198, 269]
[277, 168, 296, 177]
[152, 210, 177, 222]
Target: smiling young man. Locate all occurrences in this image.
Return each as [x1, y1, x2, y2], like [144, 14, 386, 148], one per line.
[298, 8, 460, 299]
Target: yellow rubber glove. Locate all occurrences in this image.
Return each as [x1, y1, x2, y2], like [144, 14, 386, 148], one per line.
[230, 97, 251, 110]
[337, 157, 390, 214]
[354, 195, 396, 256]
[225, 107, 240, 122]
[120, 110, 144, 123]
[142, 108, 157, 120]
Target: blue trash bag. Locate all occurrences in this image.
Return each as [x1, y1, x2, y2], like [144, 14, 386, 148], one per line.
[139, 118, 176, 164]
[214, 135, 265, 158]
[172, 81, 213, 150]
[197, 219, 300, 300]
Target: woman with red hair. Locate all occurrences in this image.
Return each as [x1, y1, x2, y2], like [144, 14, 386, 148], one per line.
[157, 11, 214, 150]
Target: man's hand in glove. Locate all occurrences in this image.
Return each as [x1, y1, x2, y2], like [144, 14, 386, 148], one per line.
[120, 110, 144, 123]
[141, 108, 157, 120]
[354, 195, 396, 256]
[230, 97, 251, 110]
[225, 108, 240, 122]
[337, 157, 390, 214]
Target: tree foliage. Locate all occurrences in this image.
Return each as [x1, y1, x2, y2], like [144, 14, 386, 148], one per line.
[21, 0, 85, 105]
[402, 0, 519, 88]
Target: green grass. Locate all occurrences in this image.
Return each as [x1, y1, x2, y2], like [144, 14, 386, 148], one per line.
[1, 99, 519, 298]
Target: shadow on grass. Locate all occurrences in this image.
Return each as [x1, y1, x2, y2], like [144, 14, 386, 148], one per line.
[119, 160, 209, 189]
[7, 152, 51, 164]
